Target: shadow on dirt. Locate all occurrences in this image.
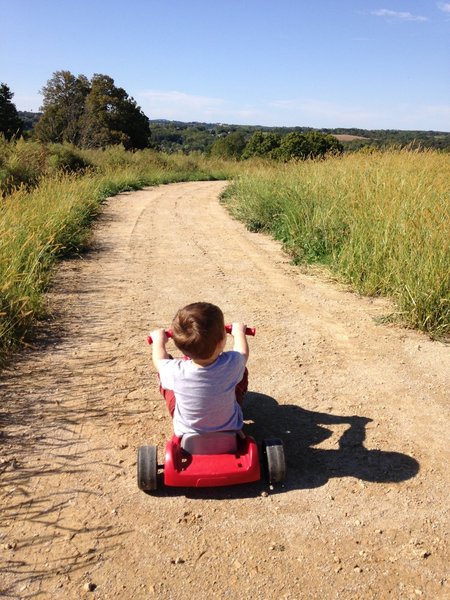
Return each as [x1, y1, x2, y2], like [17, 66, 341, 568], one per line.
[0, 389, 135, 599]
[159, 390, 419, 500]
[0, 316, 143, 598]
[244, 391, 420, 490]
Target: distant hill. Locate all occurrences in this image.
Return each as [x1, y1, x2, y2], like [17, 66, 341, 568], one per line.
[18, 111, 42, 131]
[16, 112, 450, 152]
[148, 120, 450, 153]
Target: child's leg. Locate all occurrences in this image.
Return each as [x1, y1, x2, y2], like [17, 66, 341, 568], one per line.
[157, 355, 176, 417]
[159, 383, 176, 417]
[235, 368, 249, 407]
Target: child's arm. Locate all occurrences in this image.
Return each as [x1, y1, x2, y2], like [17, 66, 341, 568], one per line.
[150, 328, 170, 370]
[231, 322, 249, 362]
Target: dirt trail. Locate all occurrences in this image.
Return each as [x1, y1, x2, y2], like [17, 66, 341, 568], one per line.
[1, 181, 449, 600]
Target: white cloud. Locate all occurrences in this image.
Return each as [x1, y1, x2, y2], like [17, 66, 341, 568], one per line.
[438, 2, 450, 13]
[269, 98, 380, 128]
[136, 89, 270, 124]
[137, 90, 226, 121]
[421, 104, 450, 122]
[14, 94, 42, 112]
[269, 98, 450, 130]
[371, 9, 428, 21]
[134, 89, 450, 130]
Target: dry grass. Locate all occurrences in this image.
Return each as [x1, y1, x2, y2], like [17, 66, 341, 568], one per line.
[224, 149, 450, 337]
[0, 147, 238, 360]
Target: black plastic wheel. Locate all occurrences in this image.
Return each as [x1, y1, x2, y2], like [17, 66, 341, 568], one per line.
[262, 438, 286, 484]
[137, 445, 158, 491]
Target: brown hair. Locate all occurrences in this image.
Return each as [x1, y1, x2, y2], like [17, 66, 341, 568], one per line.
[171, 302, 225, 360]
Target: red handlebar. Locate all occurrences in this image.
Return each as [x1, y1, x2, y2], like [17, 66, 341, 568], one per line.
[225, 325, 255, 336]
[147, 324, 255, 345]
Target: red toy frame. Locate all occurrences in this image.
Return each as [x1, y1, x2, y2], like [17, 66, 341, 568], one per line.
[163, 434, 260, 488]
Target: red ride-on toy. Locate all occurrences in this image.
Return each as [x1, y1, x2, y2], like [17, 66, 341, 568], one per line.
[138, 326, 286, 492]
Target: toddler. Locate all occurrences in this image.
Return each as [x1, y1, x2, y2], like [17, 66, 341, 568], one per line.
[150, 302, 249, 437]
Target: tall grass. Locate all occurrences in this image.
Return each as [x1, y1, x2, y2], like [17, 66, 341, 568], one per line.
[0, 143, 238, 360]
[1, 141, 448, 362]
[224, 150, 450, 337]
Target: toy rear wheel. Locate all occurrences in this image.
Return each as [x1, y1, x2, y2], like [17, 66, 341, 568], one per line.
[262, 438, 286, 484]
[137, 445, 158, 491]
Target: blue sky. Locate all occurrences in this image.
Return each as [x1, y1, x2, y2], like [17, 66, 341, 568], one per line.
[1, 0, 449, 130]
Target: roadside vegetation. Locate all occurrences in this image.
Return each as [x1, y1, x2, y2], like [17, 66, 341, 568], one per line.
[0, 75, 449, 363]
[223, 150, 449, 338]
[0, 141, 238, 361]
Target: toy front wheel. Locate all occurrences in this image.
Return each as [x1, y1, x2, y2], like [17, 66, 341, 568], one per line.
[137, 445, 158, 491]
[262, 439, 286, 484]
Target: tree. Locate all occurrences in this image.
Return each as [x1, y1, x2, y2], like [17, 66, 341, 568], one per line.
[278, 132, 311, 161]
[210, 130, 247, 159]
[34, 71, 90, 144]
[35, 71, 151, 149]
[79, 74, 150, 149]
[0, 83, 23, 140]
[306, 131, 343, 156]
[112, 91, 151, 150]
[278, 131, 343, 161]
[242, 131, 281, 159]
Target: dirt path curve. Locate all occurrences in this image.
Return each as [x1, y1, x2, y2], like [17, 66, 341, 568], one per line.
[1, 181, 449, 600]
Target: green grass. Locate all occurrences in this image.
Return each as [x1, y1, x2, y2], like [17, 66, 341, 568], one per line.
[223, 150, 450, 338]
[1, 141, 448, 364]
[0, 144, 238, 361]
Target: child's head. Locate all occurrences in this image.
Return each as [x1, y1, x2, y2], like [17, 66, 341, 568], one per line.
[172, 302, 225, 360]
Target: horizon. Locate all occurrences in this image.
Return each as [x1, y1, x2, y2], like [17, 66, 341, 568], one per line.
[2, 1, 449, 132]
[17, 111, 450, 134]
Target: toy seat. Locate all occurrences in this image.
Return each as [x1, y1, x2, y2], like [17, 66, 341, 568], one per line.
[164, 433, 260, 487]
[180, 431, 238, 455]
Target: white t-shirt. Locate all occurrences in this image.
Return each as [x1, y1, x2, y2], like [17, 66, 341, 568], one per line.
[158, 351, 246, 436]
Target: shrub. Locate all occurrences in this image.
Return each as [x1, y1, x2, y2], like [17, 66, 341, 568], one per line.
[1, 139, 48, 193]
[47, 143, 92, 173]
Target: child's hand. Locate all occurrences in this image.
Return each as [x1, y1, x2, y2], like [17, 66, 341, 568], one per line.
[150, 328, 170, 370]
[150, 328, 168, 346]
[231, 322, 247, 336]
[231, 323, 249, 360]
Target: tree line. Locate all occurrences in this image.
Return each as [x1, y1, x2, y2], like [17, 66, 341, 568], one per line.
[148, 121, 450, 155]
[1, 74, 449, 159]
